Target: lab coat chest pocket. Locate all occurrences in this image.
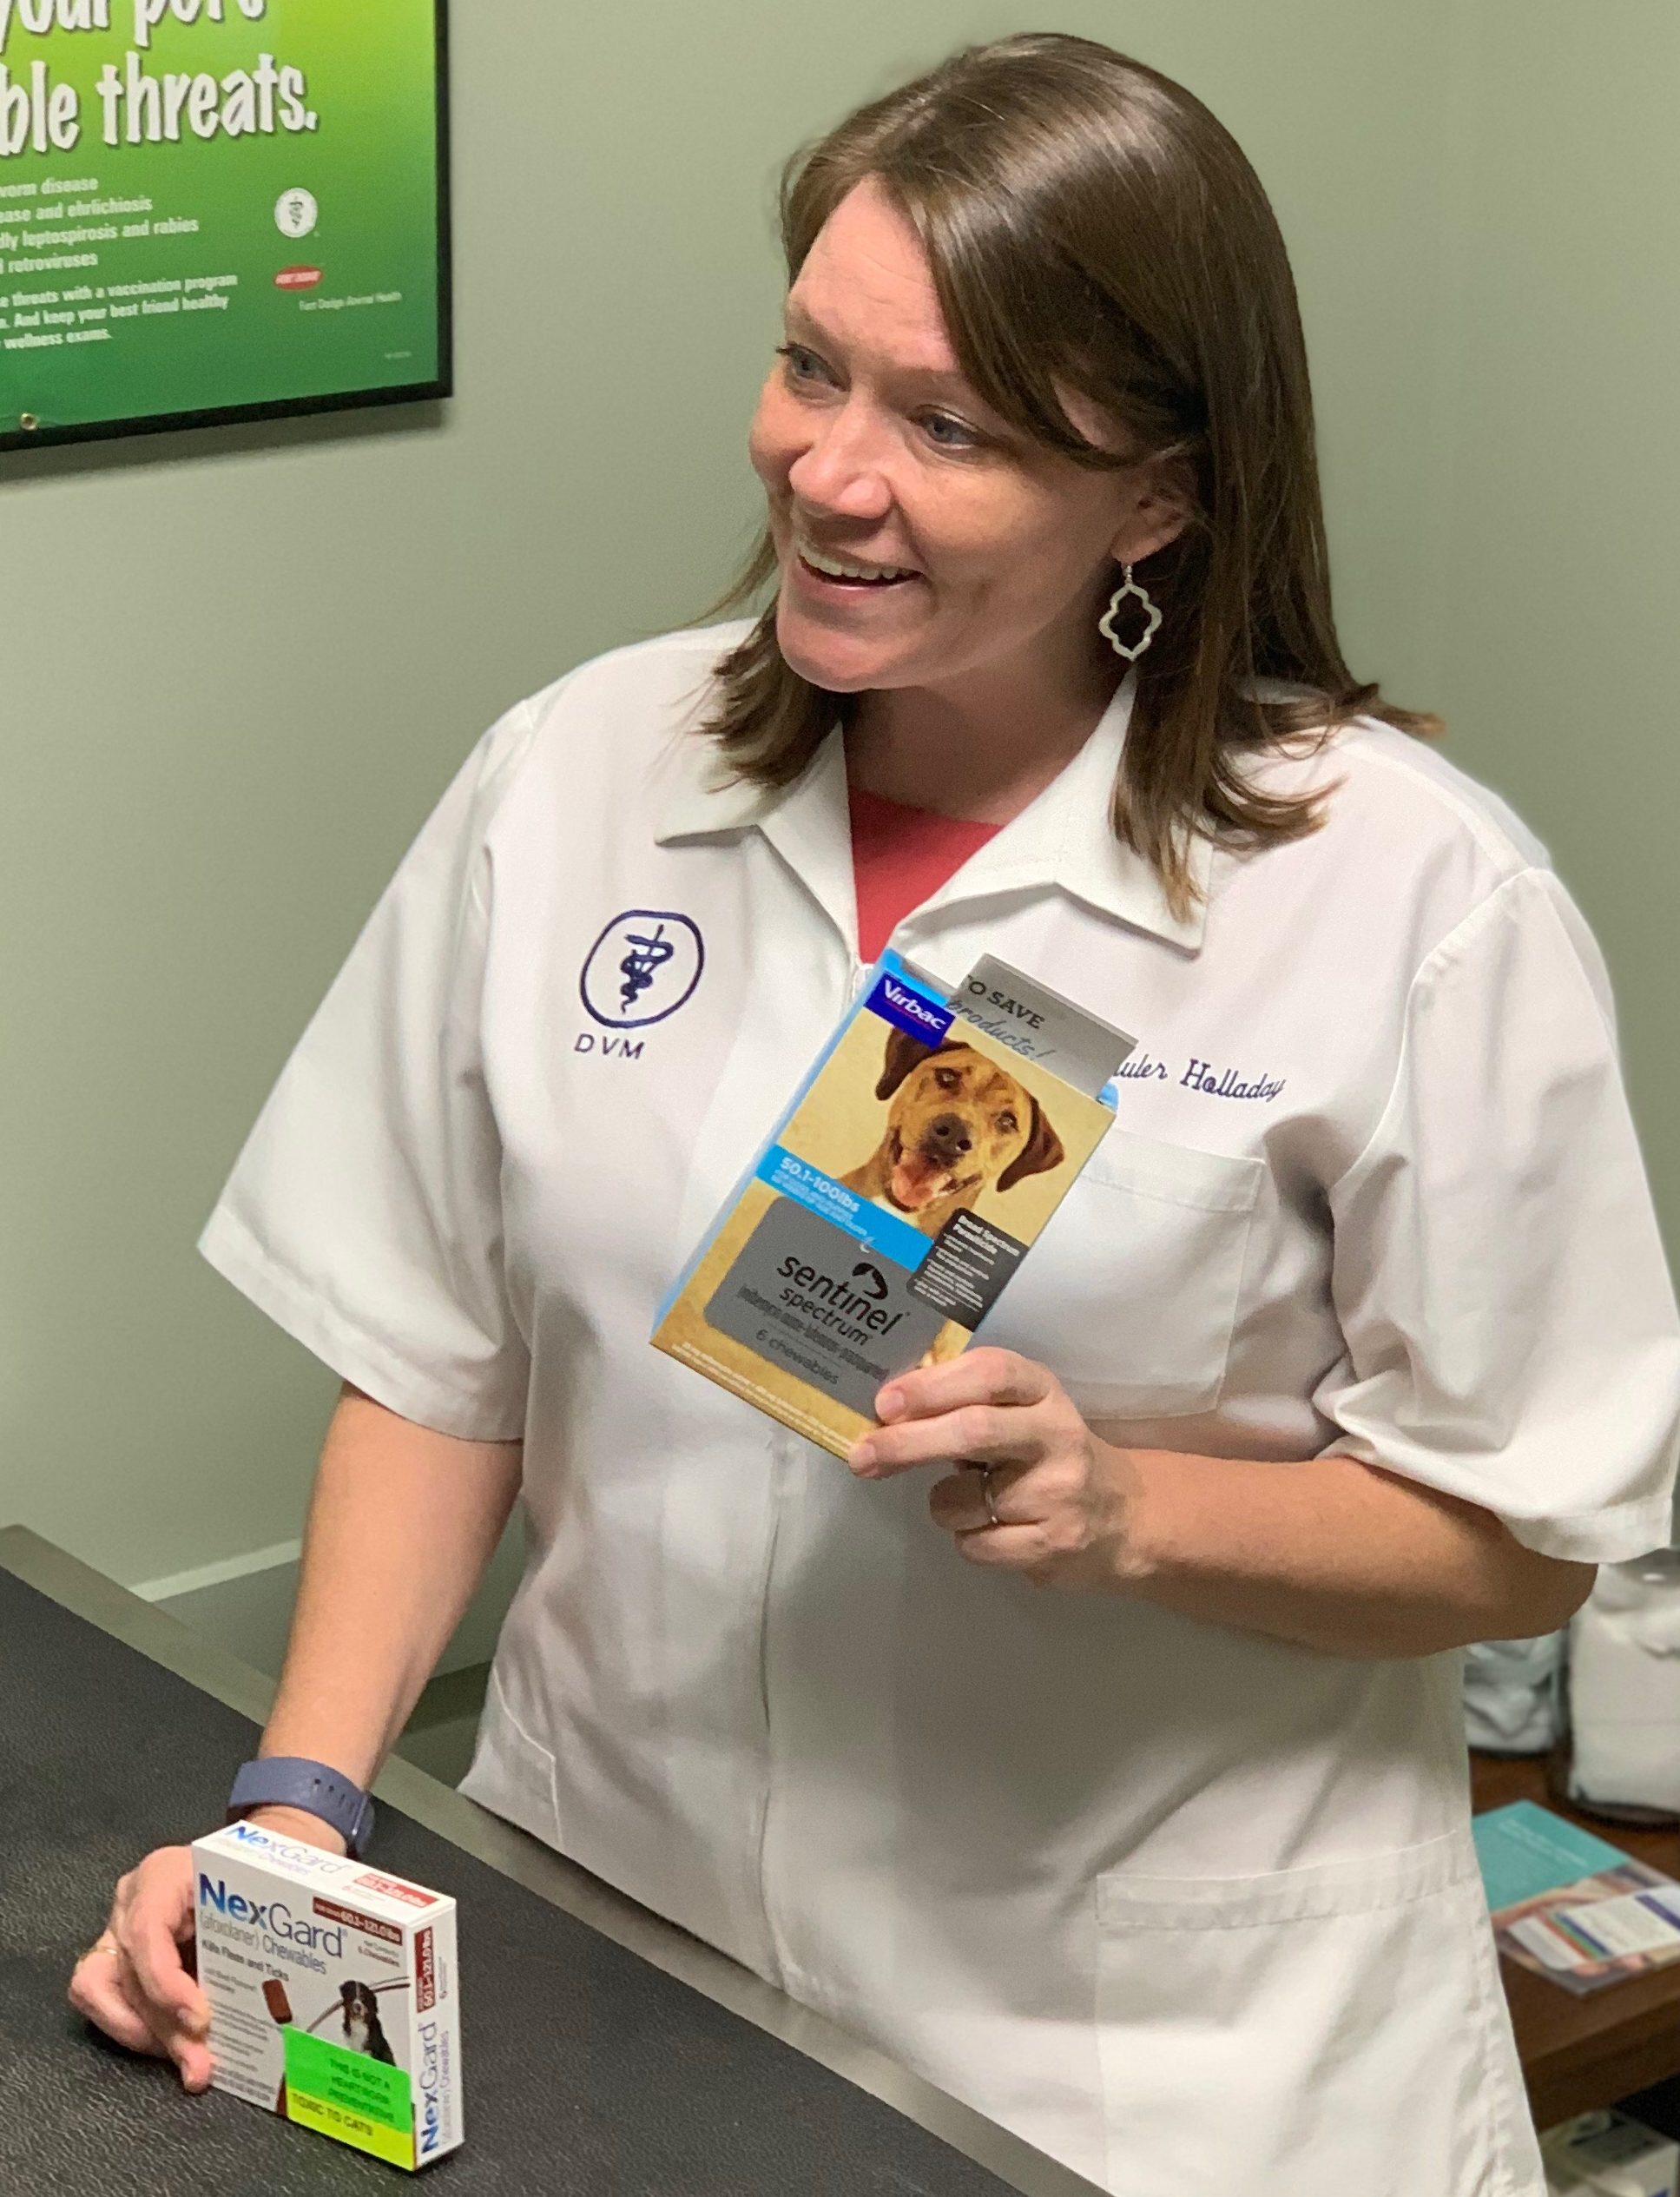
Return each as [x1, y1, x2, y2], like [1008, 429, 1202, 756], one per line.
[1091, 1829, 1539, 2197]
[980, 1130, 1263, 1415]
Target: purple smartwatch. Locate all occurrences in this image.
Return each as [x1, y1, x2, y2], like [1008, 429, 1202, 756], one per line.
[226, 1757, 376, 1857]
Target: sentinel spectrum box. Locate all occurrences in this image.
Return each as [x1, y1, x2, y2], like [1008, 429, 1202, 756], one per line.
[653, 952, 1135, 1458]
[192, 1821, 463, 2172]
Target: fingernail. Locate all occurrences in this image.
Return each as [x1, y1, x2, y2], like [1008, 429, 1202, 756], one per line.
[850, 1440, 877, 1475]
[875, 1387, 906, 1422]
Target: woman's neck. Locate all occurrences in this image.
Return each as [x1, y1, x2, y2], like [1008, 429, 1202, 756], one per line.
[843, 655, 1123, 827]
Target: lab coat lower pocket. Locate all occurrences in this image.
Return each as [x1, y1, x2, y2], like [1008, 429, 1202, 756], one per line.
[456, 1661, 564, 1853]
[983, 1130, 1262, 1416]
[1092, 1826, 1542, 2197]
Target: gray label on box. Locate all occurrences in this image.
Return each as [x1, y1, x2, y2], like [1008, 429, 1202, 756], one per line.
[705, 1197, 947, 1418]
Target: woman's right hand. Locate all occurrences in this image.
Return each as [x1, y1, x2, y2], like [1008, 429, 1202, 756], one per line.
[71, 1389, 515, 2088]
[68, 1808, 347, 2090]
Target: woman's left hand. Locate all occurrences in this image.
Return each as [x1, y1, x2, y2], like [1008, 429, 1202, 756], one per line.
[848, 1348, 1146, 1591]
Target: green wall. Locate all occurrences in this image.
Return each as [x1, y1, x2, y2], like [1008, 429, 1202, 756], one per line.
[3, 2, 1674, 1597]
[1429, 6, 1680, 1229]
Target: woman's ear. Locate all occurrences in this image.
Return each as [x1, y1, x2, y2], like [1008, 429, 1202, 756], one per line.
[1107, 452, 1196, 567]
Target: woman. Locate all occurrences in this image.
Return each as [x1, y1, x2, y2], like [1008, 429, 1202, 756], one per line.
[72, 34, 1679, 2197]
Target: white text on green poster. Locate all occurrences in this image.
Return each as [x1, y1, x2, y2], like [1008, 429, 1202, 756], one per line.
[1, 0, 446, 444]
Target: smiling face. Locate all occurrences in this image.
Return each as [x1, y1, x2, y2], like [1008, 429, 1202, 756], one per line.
[747, 175, 1183, 704]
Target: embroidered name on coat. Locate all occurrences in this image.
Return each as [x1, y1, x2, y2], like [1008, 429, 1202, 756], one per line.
[1181, 1058, 1287, 1102]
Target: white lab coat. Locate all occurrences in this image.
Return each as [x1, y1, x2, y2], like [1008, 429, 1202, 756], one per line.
[201, 622, 1680, 2196]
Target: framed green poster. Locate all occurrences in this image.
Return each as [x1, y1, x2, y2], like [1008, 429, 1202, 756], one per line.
[0, 0, 449, 450]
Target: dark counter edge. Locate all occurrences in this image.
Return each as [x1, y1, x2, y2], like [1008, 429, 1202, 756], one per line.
[0, 1526, 1101, 2197]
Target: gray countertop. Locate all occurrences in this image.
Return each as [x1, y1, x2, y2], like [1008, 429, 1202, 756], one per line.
[0, 1524, 1099, 2196]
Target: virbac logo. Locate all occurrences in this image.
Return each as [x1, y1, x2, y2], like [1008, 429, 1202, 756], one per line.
[579, 909, 704, 1030]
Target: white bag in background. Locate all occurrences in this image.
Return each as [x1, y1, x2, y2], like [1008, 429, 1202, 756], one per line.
[1567, 1552, 1680, 1817]
[1465, 1630, 1568, 1754]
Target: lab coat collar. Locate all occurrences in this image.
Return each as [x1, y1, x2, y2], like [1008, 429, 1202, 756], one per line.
[652, 728, 858, 946]
[651, 671, 1209, 954]
[912, 674, 1211, 953]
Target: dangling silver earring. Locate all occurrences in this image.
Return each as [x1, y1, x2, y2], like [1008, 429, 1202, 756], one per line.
[1098, 565, 1163, 663]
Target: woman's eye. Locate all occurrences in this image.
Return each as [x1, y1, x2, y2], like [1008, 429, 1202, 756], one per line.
[775, 342, 824, 382]
[923, 412, 979, 451]
[776, 346, 980, 452]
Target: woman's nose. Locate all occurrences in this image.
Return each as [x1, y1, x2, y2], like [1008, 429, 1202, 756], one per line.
[787, 405, 894, 518]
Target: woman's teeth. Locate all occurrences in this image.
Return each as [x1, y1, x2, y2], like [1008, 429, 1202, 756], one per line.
[796, 538, 918, 585]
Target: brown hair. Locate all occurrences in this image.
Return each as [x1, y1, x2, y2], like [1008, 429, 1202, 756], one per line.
[682, 31, 1440, 920]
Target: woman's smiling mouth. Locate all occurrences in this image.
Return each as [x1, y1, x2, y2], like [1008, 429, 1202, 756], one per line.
[792, 526, 924, 591]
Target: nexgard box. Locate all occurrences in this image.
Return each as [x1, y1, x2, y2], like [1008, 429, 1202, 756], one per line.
[191, 1822, 463, 2171]
[653, 953, 1134, 1457]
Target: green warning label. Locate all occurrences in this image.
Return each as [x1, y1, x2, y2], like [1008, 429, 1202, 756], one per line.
[283, 2025, 413, 2168]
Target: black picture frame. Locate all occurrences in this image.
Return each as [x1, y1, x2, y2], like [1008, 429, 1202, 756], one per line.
[0, 0, 451, 455]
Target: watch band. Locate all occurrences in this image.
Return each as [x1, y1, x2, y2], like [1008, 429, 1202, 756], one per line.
[227, 1757, 376, 1857]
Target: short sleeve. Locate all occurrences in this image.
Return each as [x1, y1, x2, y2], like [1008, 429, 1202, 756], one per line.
[197, 702, 541, 1441]
[1314, 867, 1680, 1563]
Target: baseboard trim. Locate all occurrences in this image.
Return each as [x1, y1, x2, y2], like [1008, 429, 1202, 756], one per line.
[134, 1528, 525, 1685]
[136, 1540, 303, 1607]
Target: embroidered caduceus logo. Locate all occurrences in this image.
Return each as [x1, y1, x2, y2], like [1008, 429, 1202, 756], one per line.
[579, 910, 705, 1029]
[616, 921, 676, 1013]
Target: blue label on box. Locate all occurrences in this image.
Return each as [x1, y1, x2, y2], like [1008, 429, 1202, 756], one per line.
[755, 1145, 934, 1273]
[866, 971, 953, 1048]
